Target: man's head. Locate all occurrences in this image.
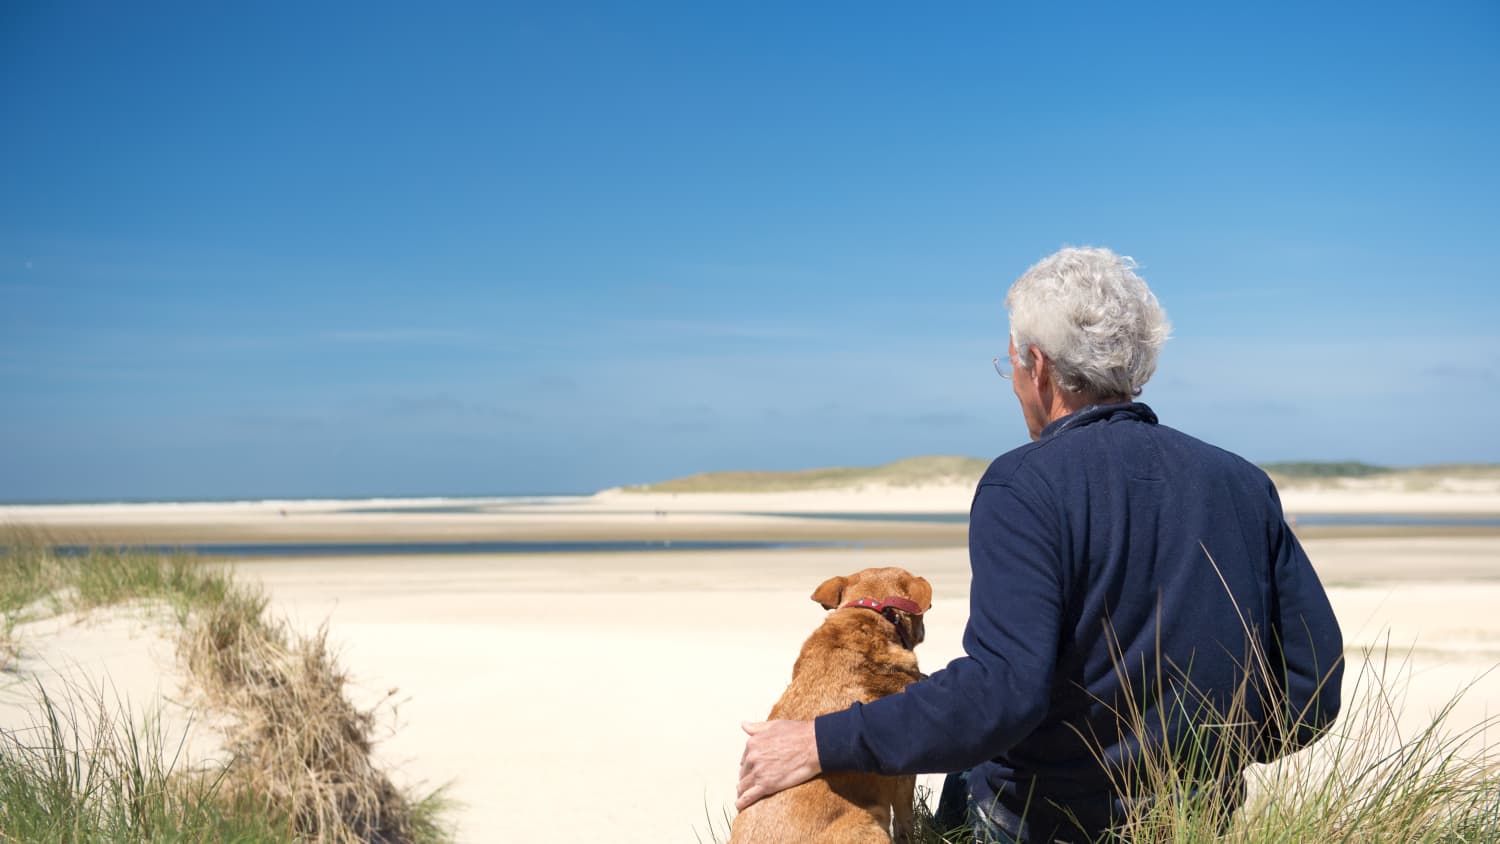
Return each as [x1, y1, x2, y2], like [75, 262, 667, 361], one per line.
[1004, 247, 1171, 436]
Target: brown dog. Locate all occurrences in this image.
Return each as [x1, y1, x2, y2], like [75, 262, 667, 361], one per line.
[730, 566, 932, 843]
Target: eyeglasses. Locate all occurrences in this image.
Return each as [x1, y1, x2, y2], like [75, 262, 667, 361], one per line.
[992, 355, 1013, 380]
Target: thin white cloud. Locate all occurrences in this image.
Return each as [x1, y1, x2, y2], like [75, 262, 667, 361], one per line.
[1422, 363, 1500, 385]
[612, 317, 813, 342]
[0, 362, 167, 382]
[318, 328, 475, 344]
[381, 394, 522, 419]
[1179, 286, 1301, 301]
[0, 281, 48, 293]
[675, 260, 827, 284]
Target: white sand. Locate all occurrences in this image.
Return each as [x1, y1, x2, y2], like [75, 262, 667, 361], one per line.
[0, 604, 226, 777]
[244, 540, 1500, 843]
[1277, 479, 1500, 515]
[2, 487, 1498, 841]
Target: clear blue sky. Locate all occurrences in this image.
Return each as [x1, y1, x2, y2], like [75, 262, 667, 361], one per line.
[3, 2, 1497, 501]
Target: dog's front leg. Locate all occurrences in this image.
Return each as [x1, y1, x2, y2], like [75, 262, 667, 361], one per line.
[891, 777, 917, 844]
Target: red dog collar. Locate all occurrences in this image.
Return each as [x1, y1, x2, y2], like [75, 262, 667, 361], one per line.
[842, 596, 924, 615]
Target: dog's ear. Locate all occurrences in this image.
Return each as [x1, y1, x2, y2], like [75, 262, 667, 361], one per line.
[810, 576, 847, 610]
[905, 575, 933, 612]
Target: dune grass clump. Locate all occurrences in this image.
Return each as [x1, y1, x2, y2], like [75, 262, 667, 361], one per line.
[181, 600, 451, 844]
[1224, 650, 1500, 843]
[0, 530, 454, 843]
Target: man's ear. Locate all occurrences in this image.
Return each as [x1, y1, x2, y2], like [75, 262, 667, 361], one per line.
[1030, 345, 1056, 404]
[1029, 345, 1050, 382]
[811, 576, 847, 609]
[906, 575, 933, 612]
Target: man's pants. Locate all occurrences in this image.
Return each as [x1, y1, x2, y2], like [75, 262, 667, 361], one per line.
[935, 771, 1041, 844]
[937, 769, 1242, 843]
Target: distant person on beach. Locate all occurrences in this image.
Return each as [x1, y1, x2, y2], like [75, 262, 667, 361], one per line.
[736, 247, 1345, 842]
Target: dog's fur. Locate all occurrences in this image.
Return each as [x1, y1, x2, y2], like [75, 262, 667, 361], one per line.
[730, 566, 932, 843]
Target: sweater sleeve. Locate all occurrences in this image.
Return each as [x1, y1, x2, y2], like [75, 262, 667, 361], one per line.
[815, 481, 1064, 774]
[1256, 485, 1345, 761]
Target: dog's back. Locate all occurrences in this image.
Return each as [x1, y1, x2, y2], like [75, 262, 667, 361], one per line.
[730, 567, 931, 843]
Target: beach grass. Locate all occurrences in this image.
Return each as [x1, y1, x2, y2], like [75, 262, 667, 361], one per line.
[0, 530, 455, 843]
[0, 682, 293, 842]
[1084, 642, 1500, 844]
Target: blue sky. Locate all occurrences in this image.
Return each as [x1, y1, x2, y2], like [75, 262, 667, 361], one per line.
[3, 2, 1497, 500]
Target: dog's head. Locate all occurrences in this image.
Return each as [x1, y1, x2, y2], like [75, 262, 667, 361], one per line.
[810, 566, 932, 649]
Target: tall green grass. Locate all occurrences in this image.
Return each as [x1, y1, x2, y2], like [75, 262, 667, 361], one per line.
[705, 653, 1497, 843]
[0, 683, 292, 842]
[1225, 649, 1499, 843]
[1, 528, 237, 628]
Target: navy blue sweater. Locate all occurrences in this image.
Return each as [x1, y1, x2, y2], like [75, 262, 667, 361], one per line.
[815, 403, 1344, 839]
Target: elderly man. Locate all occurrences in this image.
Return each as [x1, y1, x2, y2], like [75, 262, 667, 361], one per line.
[737, 247, 1344, 842]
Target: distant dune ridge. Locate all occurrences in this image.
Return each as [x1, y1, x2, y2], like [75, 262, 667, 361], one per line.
[621, 455, 991, 493]
[622, 456, 1500, 494]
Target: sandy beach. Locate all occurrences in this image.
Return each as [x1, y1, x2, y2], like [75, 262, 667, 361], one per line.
[3, 483, 1499, 842]
[7, 475, 1500, 546]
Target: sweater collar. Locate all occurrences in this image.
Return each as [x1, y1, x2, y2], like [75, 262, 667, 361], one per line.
[1039, 401, 1158, 440]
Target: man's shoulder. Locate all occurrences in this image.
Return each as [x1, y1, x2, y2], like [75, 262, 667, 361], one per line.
[1153, 422, 1275, 486]
[977, 419, 1274, 492]
[977, 438, 1060, 490]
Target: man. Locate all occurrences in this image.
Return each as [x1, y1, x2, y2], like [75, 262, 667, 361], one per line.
[736, 247, 1344, 842]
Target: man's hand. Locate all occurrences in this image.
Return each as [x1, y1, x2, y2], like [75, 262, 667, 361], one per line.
[736, 719, 821, 811]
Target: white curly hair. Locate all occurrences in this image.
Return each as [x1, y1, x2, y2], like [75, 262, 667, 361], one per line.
[1006, 246, 1171, 400]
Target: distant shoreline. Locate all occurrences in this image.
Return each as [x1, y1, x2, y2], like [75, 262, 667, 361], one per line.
[7, 459, 1497, 506]
[0, 493, 591, 507]
[5, 485, 1500, 549]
